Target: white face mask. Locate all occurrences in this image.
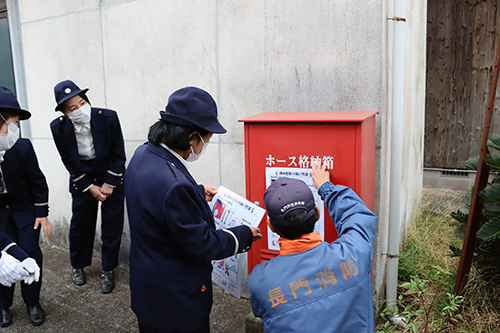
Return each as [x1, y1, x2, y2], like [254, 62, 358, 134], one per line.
[0, 116, 19, 152]
[186, 133, 209, 163]
[67, 103, 91, 125]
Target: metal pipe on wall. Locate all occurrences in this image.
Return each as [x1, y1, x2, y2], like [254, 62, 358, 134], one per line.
[6, 0, 30, 139]
[386, 0, 406, 320]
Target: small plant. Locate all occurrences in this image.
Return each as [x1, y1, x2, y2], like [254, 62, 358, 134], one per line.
[440, 292, 464, 325]
[378, 295, 423, 333]
[449, 134, 500, 287]
[451, 133, 500, 242]
[377, 267, 463, 333]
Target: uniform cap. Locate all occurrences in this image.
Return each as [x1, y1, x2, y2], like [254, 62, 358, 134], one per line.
[54, 80, 89, 111]
[0, 86, 31, 120]
[160, 86, 226, 134]
[264, 177, 316, 226]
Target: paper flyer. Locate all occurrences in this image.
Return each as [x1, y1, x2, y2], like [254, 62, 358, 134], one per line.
[210, 186, 266, 298]
[265, 167, 325, 251]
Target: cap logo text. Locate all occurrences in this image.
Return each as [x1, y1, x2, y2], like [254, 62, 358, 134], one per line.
[281, 201, 305, 213]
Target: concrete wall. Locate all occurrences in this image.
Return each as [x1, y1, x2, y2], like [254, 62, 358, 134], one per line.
[8, 0, 426, 302]
[402, 0, 426, 227]
[423, 170, 477, 191]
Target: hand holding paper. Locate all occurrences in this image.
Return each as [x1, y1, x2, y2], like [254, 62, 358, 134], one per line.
[204, 185, 218, 202]
[209, 186, 266, 298]
[250, 227, 262, 241]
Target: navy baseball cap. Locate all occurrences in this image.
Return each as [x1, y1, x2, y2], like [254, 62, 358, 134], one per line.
[54, 80, 89, 111]
[0, 86, 31, 120]
[264, 177, 316, 226]
[160, 86, 226, 134]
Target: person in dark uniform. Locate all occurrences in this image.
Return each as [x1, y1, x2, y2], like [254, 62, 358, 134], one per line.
[0, 231, 38, 288]
[0, 230, 40, 326]
[50, 80, 126, 294]
[125, 86, 262, 333]
[0, 86, 51, 326]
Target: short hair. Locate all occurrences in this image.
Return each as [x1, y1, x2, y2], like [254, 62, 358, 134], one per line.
[0, 111, 20, 122]
[80, 93, 90, 105]
[272, 208, 319, 240]
[62, 93, 90, 113]
[148, 119, 210, 151]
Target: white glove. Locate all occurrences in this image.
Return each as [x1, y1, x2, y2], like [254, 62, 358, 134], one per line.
[20, 258, 40, 285]
[0, 252, 29, 287]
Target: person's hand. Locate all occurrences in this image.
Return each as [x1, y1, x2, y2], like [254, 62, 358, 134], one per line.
[100, 183, 114, 198]
[88, 185, 107, 201]
[204, 185, 218, 202]
[249, 227, 262, 242]
[0, 253, 29, 287]
[20, 258, 40, 285]
[34, 217, 52, 237]
[312, 163, 330, 190]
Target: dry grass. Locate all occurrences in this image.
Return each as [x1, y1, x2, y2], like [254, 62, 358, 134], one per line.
[398, 188, 464, 281]
[457, 275, 500, 332]
[377, 188, 500, 332]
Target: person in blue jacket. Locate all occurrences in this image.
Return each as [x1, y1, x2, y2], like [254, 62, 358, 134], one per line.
[50, 80, 126, 294]
[248, 163, 378, 333]
[0, 86, 51, 327]
[125, 86, 262, 333]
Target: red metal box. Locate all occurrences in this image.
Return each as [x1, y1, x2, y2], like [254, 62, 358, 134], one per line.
[239, 111, 378, 274]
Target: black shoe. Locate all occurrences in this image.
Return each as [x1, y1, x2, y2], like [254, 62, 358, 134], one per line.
[27, 303, 45, 326]
[72, 268, 86, 286]
[101, 271, 114, 294]
[0, 308, 12, 327]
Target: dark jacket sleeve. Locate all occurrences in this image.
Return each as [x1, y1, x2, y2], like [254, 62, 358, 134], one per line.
[0, 232, 29, 262]
[103, 111, 126, 187]
[24, 140, 49, 218]
[164, 181, 253, 261]
[50, 118, 93, 192]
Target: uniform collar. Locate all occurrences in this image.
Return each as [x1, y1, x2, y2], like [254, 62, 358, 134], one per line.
[278, 232, 322, 255]
[90, 108, 104, 131]
[146, 141, 197, 186]
[160, 143, 190, 170]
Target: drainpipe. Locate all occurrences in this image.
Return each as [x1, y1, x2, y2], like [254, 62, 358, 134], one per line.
[6, 0, 31, 139]
[386, 0, 406, 325]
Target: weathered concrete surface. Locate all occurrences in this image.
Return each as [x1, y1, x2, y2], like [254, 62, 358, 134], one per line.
[0, 243, 250, 333]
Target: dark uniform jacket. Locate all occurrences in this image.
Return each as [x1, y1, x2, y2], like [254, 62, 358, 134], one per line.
[125, 142, 253, 332]
[50, 107, 126, 192]
[0, 139, 48, 229]
[0, 231, 29, 262]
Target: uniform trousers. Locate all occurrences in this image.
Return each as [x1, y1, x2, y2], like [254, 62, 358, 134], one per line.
[0, 215, 42, 308]
[70, 184, 124, 271]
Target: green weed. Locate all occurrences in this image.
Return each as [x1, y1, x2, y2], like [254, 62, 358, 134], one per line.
[376, 189, 500, 332]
